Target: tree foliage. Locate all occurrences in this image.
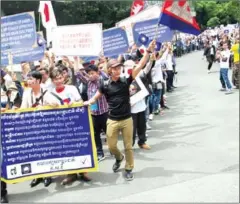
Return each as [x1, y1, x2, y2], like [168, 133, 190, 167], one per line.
[1, 0, 240, 33]
[194, 0, 240, 29]
[1, 1, 132, 30]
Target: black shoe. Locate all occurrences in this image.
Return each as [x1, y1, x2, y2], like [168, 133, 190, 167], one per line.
[30, 178, 43, 188]
[1, 195, 8, 203]
[43, 177, 52, 187]
[112, 155, 125, 172]
[79, 173, 92, 182]
[167, 89, 173, 92]
[163, 105, 170, 109]
[125, 170, 134, 181]
[172, 86, 177, 88]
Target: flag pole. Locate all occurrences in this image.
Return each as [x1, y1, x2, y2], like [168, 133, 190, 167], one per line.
[153, 24, 160, 40]
[38, 13, 41, 31]
[153, 0, 165, 40]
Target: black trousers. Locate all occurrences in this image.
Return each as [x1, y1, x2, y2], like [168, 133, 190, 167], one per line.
[1, 181, 7, 197]
[207, 55, 215, 70]
[166, 70, 174, 91]
[91, 112, 108, 156]
[160, 82, 165, 108]
[132, 111, 147, 146]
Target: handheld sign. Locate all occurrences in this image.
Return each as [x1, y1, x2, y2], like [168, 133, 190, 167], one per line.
[1, 33, 45, 66]
[1, 12, 37, 51]
[52, 24, 103, 56]
[132, 18, 174, 47]
[1, 105, 98, 184]
[103, 27, 129, 57]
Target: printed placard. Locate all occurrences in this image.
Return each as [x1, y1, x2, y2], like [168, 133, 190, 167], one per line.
[1, 105, 98, 184]
[103, 27, 129, 57]
[132, 18, 174, 46]
[1, 12, 37, 51]
[52, 24, 103, 56]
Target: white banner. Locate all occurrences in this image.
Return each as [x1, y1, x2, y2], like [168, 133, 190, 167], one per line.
[52, 23, 103, 56]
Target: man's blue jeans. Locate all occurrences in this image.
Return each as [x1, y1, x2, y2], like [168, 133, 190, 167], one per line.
[220, 68, 232, 89]
[150, 88, 162, 113]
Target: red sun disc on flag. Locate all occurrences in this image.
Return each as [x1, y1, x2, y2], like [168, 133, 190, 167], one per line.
[44, 3, 50, 22]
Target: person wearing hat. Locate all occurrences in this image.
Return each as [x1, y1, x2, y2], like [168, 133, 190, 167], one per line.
[84, 40, 156, 181]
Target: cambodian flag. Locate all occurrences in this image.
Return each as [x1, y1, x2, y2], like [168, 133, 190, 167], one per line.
[158, 0, 200, 36]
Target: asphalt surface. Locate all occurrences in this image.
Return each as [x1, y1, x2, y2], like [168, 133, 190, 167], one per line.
[7, 51, 239, 203]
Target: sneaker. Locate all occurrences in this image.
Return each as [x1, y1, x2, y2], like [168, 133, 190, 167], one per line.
[219, 88, 226, 91]
[138, 143, 151, 150]
[112, 155, 125, 172]
[43, 177, 52, 187]
[149, 114, 153, 121]
[98, 155, 105, 162]
[153, 110, 159, 115]
[208, 70, 211, 74]
[146, 133, 149, 138]
[100, 132, 106, 138]
[146, 122, 151, 130]
[125, 170, 134, 181]
[225, 89, 233, 95]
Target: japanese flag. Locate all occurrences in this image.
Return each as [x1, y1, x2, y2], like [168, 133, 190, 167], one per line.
[38, 1, 57, 46]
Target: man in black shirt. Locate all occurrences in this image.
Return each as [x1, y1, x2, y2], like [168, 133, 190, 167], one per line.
[84, 40, 156, 181]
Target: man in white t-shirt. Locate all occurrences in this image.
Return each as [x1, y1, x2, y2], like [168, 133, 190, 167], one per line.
[216, 42, 233, 94]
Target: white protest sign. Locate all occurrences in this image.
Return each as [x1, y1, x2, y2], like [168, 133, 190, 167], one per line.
[116, 5, 161, 46]
[52, 23, 103, 56]
[130, 76, 149, 106]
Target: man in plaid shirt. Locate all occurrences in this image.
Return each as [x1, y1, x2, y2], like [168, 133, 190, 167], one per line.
[77, 64, 109, 161]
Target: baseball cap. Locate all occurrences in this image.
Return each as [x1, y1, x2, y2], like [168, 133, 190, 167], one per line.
[107, 59, 123, 69]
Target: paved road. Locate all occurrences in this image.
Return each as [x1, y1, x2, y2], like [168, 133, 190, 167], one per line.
[8, 51, 239, 203]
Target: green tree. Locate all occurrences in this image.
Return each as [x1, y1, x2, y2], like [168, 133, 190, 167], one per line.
[193, 0, 240, 29]
[207, 16, 221, 28]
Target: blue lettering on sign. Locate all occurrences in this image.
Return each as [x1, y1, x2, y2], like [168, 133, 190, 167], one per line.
[1, 12, 37, 51]
[132, 18, 174, 46]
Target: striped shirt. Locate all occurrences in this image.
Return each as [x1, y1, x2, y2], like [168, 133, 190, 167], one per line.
[76, 71, 108, 116]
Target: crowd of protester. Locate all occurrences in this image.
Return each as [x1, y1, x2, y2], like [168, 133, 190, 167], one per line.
[1, 26, 239, 202]
[200, 27, 239, 93]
